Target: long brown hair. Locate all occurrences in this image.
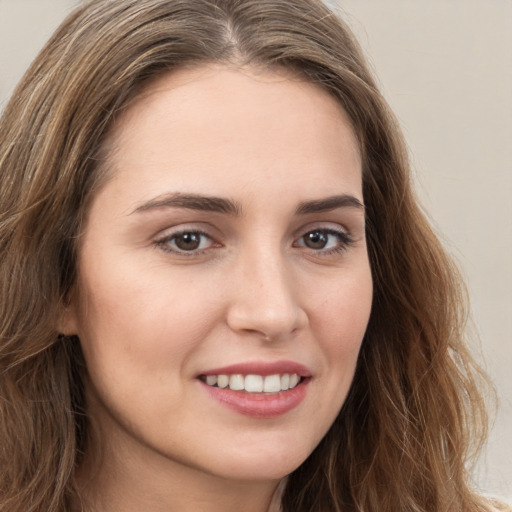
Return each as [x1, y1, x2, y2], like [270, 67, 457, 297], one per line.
[0, 0, 494, 510]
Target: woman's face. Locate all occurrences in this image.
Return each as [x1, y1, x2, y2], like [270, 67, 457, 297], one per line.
[65, 65, 373, 484]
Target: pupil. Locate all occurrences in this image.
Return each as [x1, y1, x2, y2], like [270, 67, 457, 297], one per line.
[305, 231, 327, 249]
[176, 233, 200, 250]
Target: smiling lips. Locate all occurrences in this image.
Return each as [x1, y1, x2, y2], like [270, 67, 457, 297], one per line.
[199, 361, 311, 417]
[201, 373, 302, 393]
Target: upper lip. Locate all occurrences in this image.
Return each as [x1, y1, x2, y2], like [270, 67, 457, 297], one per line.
[199, 360, 312, 377]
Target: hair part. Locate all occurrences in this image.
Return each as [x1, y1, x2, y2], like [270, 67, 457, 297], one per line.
[0, 1, 494, 510]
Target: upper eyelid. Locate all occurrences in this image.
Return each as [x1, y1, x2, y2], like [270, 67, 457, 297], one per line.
[153, 222, 218, 240]
[153, 221, 349, 235]
[299, 226, 350, 237]
[293, 220, 351, 238]
[154, 219, 351, 234]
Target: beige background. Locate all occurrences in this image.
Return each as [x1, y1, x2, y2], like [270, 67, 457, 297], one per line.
[1, 0, 510, 502]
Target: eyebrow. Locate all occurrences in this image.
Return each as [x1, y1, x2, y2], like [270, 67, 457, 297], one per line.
[130, 193, 242, 216]
[295, 194, 364, 214]
[130, 192, 364, 216]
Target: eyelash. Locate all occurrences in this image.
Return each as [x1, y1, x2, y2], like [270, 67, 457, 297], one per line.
[294, 227, 354, 255]
[154, 227, 354, 256]
[155, 229, 215, 256]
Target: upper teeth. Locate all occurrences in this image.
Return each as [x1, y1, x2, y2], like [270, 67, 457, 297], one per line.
[204, 373, 300, 393]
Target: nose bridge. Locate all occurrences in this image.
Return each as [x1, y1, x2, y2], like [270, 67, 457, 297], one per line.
[227, 239, 305, 340]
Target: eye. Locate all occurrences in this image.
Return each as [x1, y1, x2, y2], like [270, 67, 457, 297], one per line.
[156, 230, 214, 253]
[295, 228, 353, 253]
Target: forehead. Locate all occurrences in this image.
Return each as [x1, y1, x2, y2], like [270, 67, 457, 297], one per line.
[98, 63, 362, 206]
[120, 63, 349, 123]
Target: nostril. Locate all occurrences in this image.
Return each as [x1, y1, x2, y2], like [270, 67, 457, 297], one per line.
[225, 268, 308, 340]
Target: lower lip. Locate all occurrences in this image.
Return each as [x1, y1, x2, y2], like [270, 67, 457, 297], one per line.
[200, 379, 309, 418]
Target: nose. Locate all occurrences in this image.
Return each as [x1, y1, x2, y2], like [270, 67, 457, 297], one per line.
[226, 246, 308, 342]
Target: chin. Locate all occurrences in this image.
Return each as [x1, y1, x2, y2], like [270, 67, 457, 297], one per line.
[199, 436, 315, 482]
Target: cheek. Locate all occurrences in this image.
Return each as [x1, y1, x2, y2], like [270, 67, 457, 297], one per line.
[314, 263, 373, 347]
[73, 255, 224, 387]
[308, 264, 372, 400]
[73, 261, 229, 443]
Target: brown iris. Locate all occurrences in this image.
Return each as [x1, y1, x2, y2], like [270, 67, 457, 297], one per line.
[303, 231, 329, 249]
[174, 232, 202, 251]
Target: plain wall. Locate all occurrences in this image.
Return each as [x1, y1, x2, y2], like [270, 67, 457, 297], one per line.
[1, 0, 511, 502]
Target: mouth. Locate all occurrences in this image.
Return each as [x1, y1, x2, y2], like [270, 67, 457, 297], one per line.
[199, 373, 305, 394]
[197, 361, 311, 417]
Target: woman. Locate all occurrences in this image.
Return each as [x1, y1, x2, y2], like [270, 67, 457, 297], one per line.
[0, 0, 504, 511]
